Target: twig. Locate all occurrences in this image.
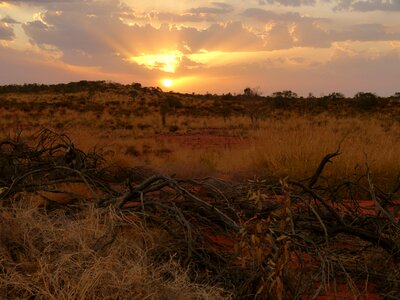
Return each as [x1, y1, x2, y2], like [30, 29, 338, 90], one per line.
[308, 150, 340, 189]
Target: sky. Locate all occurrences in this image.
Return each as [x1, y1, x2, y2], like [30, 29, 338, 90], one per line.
[0, 0, 399, 96]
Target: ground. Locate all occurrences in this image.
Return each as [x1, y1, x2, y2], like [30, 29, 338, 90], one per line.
[0, 82, 399, 299]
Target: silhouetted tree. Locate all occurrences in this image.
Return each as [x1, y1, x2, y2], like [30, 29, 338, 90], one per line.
[391, 92, 400, 100]
[354, 92, 379, 110]
[243, 87, 260, 98]
[326, 92, 345, 100]
[271, 90, 298, 108]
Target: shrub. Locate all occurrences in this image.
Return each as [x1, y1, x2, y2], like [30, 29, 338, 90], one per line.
[131, 82, 142, 90]
[243, 87, 260, 98]
[166, 95, 183, 110]
[125, 145, 140, 156]
[130, 90, 138, 100]
[326, 92, 345, 101]
[354, 92, 379, 110]
[270, 90, 298, 108]
[221, 93, 235, 101]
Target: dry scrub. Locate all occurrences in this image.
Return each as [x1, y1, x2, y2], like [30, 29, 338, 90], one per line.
[0, 130, 399, 299]
[0, 203, 227, 299]
[1, 86, 399, 189]
[1, 83, 400, 298]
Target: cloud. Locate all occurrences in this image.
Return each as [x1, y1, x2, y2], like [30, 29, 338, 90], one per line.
[0, 43, 158, 85]
[258, 0, 316, 6]
[155, 2, 235, 22]
[180, 22, 264, 52]
[241, 8, 302, 22]
[189, 2, 234, 14]
[317, 49, 400, 95]
[1, 16, 19, 24]
[334, 23, 400, 41]
[0, 22, 14, 40]
[242, 8, 399, 48]
[20, 0, 265, 75]
[332, 0, 400, 11]
[264, 23, 294, 49]
[0, 44, 99, 84]
[292, 20, 332, 47]
[1, 0, 399, 96]
[155, 12, 217, 23]
[20, 0, 400, 71]
[0, 0, 81, 4]
[196, 47, 400, 96]
[242, 8, 332, 49]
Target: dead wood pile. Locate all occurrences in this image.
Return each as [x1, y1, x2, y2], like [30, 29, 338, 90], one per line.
[1, 130, 399, 299]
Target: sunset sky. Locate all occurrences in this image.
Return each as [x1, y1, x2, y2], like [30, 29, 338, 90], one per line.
[0, 0, 399, 96]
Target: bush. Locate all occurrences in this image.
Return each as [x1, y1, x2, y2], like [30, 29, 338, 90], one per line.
[354, 92, 379, 110]
[131, 82, 142, 90]
[243, 87, 260, 98]
[166, 95, 183, 110]
[270, 90, 298, 108]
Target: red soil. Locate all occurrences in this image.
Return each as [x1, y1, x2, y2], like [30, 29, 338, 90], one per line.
[158, 133, 246, 150]
[314, 283, 380, 300]
[205, 196, 399, 299]
[121, 171, 399, 298]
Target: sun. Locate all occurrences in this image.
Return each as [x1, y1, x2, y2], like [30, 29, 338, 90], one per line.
[162, 79, 173, 88]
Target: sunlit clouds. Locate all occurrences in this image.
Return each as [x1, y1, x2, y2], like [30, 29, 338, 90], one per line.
[129, 50, 183, 73]
[0, 0, 399, 95]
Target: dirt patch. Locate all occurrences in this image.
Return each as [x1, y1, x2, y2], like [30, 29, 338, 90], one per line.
[314, 283, 380, 300]
[158, 133, 247, 150]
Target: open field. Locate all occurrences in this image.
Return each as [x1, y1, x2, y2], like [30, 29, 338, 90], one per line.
[1, 82, 400, 299]
[0, 82, 399, 188]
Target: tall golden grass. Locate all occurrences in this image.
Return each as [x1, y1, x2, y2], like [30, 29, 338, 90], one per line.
[150, 115, 399, 187]
[2, 92, 398, 189]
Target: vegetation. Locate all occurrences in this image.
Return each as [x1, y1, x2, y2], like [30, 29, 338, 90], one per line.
[0, 81, 399, 299]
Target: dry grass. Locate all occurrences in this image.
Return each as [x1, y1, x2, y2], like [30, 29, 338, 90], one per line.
[1, 89, 398, 189]
[226, 116, 399, 180]
[146, 115, 400, 188]
[0, 201, 228, 299]
[0, 86, 399, 298]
